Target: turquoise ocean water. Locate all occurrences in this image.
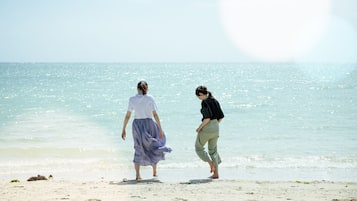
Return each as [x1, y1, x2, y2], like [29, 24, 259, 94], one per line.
[0, 63, 356, 182]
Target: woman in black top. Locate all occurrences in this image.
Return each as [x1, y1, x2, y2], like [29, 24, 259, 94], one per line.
[195, 85, 224, 179]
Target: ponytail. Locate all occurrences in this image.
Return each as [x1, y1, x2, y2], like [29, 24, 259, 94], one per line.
[137, 81, 148, 95]
[195, 85, 214, 98]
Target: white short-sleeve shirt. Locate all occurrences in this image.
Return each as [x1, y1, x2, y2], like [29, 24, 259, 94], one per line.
[127, 94, 158, 119]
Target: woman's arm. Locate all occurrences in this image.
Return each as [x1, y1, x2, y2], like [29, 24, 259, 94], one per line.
[196, 118, 210, 133]
[121, 111, 131, 140]
[152, 111, 163, 139]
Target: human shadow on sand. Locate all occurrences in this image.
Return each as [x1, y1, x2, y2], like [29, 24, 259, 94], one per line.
[110, 178, 162, 185]
[110, 178, 212, 185]
[179, 179, 212, 184]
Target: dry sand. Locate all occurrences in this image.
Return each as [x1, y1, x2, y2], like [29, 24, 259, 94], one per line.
[1, 178, 356, 201]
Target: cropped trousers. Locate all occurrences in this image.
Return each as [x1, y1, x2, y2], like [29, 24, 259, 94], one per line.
[195, 119, 222, 170]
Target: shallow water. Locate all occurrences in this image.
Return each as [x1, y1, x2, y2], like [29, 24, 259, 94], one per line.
[0, 63, 356, 181]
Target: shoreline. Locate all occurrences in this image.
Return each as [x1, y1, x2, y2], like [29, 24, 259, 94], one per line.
[1, 179, 356, 201]
[2, 166, 356, 184]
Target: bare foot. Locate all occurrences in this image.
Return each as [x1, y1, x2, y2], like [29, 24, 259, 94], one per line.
[136, 176, 142, 181]
[209, 175, 219, 179]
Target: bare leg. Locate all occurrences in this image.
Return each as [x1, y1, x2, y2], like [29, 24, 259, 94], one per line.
[152, 164, 157, 177]
[210, 168, 219, 179]
[208, 134, 220, 179]
[209, 161, 219, 179]
[135, 164, 142, 180]
[208, 161, 215, 173]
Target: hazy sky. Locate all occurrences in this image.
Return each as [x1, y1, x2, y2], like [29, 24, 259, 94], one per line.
[0, 0, 356, 63]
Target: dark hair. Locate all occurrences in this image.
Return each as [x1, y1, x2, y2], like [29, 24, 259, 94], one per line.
[195, 85, 213, 98]
[137, 81, 148, 95]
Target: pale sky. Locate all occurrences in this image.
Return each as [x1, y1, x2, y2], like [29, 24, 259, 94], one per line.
[0, 0, 356, 63]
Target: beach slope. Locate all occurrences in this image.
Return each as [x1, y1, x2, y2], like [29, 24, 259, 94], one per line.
[1, 179, 356, 201]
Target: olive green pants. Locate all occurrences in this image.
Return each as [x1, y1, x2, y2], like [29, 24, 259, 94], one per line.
[195, 120, 222, 170]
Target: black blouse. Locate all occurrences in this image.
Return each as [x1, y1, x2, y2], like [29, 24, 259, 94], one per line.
[200, 97, 224, 121]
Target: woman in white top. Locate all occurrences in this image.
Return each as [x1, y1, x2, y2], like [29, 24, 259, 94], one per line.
[121, 81, 172, 180]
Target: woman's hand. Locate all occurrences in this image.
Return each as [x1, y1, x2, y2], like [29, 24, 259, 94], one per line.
[121, 111, 131, 141]
[121, 130, 126, 140]
[153, 111, 164, 140]
[196, 118, 210, 134]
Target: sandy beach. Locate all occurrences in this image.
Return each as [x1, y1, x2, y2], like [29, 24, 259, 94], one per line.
[1, 178, 356, 201]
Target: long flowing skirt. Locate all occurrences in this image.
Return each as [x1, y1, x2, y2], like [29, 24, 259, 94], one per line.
[132, 118, 172, 166]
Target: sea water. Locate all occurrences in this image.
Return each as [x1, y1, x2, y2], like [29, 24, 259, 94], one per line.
[0, 63, 356, 182]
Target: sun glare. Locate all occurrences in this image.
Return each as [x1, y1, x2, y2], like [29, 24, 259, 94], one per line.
[219, 0, 332, 62]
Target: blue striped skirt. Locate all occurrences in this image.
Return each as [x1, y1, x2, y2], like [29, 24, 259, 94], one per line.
[132, 118, 172, 166]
